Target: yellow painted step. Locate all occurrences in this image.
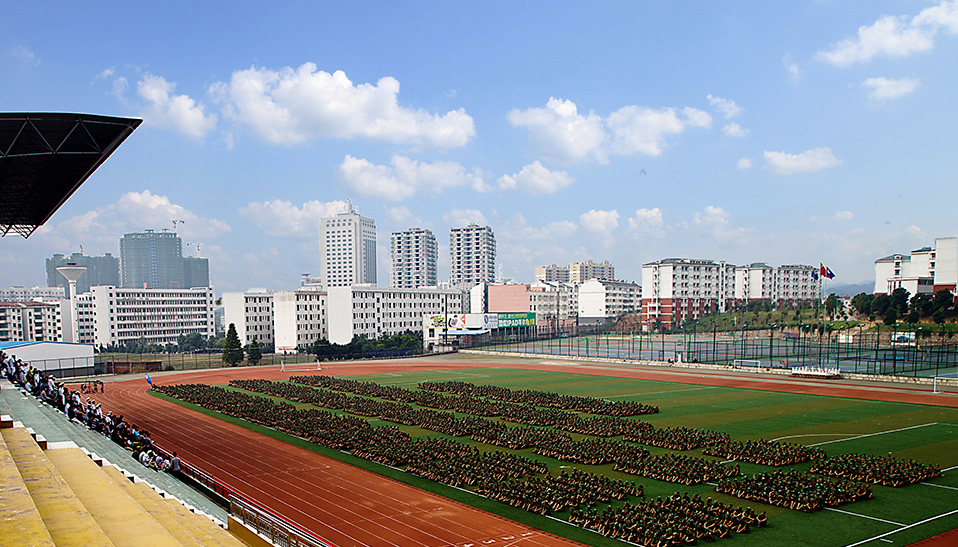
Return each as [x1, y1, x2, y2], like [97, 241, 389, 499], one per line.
[100, 465, 246, 547]
[0, 428, 55, 547]
[45, 447, 182, 547]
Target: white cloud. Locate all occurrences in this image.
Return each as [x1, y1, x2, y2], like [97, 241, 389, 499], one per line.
[723, 122, 749, 138]
[579, 209, 619, 235]
[783, 54, 802, 81]
[607, 106, 711, 157]
[11, 45, 39, 66]
[736, 158, 753, 170]
[862, 76, 919, 101]
[817, 1, 958, 67]
[32, 190, 230, 251]
[627, 208, 666, 238]
[835, 210, 854, 221]
[706, 94, 743, 118]
[443, 209, 488, 227]
[904, 224, 925, 238]
[215, 62, 475, 148]
[499, 213, 578, 241]
[240, 199, 345, 237]
[384, 206, 426, 228]
[763, 147, 842, 175]
[497, 161, 573, 195]
[508, 97, 711, 163]
[137, 74, 217, 139]
[337, 155, 487, 202]
[691, 206, 747, 243]
[507, 98, 607, 163]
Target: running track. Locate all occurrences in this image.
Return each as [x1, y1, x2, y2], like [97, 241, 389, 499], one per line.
[94, 355, 958, 547]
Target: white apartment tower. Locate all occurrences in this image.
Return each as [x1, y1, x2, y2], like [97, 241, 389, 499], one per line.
[449, 224, 496, 287]
[320, 201, 377, 288]
[222, 289, 274, 347]
[390, 228, 438, 289]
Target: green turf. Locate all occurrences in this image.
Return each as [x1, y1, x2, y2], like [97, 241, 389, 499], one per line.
[155, 365, 958, 546]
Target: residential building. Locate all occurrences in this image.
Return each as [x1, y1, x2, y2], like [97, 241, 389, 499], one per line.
[487, 282, 577, 334]
[119, 230, 209, 289]
[390, 227, 438, 289]
[535, 264, 570, 284]
[223, 289, 274, 348]
[86, 286, 215, 347]
[875, 237, 957, 295]
[734, 263, 775, 302]
[577, 279, 640, 323]
[327, 286, 466, 344]
[320, 201, 377, 288]
[449, 224, 496, 287]
[534, 260, 615, 284]
[0, 301, 61, 342]
[0, 286, 65, 302]
[774, 265, 821, 306]
[46, 252, 119, 297]
[273, 288, 327, 354]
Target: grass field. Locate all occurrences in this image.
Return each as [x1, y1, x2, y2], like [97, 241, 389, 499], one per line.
[163, 364, 958, 546]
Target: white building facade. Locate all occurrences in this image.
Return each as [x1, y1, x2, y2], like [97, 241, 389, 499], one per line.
[0, 286, 65, 302]
[0, 301, 61, 342]
[88, 286, 215, 347]
[223, 289, 274, 347]
[449, 224, 496, 287]
[874, 237, 957, 296]
[577, 279, 641, 322]
[273, 289, 327, 354]
[327, 286, 467, 345]
[390, 227, 438, 289]
[320, 201, 377, 288]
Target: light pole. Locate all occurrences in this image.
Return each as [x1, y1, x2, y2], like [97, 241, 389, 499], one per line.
[769, 324, 776, 369]
[741, 322, 748, 362]
[916, 326, 923, 377]
[711, 320, 717, 365]
[856, 323, 864, 373]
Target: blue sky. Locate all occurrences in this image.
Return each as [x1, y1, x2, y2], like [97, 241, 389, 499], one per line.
[2, 1, 956, 294]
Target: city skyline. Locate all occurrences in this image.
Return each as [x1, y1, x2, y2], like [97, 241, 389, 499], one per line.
[2, 2, 956, 294]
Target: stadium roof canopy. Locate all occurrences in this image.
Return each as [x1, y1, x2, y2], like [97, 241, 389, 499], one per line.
[0, 112, 142, 238]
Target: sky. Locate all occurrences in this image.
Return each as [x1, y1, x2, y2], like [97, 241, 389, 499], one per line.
[2, 1, 956, 295]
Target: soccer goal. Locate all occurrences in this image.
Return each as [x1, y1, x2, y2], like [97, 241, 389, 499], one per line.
[732, 359, 762, 371]
[933, 376, 958, 395]
[280, 360, 323, 372]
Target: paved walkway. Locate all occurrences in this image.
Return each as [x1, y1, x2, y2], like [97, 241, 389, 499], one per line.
[0, 379, 228, 523]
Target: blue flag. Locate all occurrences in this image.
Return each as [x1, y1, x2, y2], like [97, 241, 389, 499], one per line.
[145, 373, 153, 387]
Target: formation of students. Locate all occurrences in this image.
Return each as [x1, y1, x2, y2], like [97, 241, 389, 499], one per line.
[533, 436, 649, 465]
[809, 453, 941, 487]
[569, 491, 765, 545]
[476, 469, 641, 515]
[406, 447, 548, 488]
[615, 453, 740, 485]
[716, 470, 872, 512]
[624, 426, 730, 451]
[702, 439, 827, 466]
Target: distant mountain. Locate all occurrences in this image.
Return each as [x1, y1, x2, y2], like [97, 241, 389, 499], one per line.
[827, 281, 873, 297]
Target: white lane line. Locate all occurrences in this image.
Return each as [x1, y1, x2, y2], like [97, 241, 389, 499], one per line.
[773, 433, 851, 442]
[810, 422, 938, 447]
[825, 507, 904, 526]
[844, 508, 958, 547]
[942, 463, 958, 472]
[921, 482, 958, 491]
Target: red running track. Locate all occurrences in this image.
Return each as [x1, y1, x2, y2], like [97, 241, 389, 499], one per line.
[95, 356, 958, 547]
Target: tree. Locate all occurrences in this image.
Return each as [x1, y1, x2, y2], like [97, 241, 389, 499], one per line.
[246, 339, 262, 366]
[222, 323, 244, 366]
[851, 292, 874, 318]
[891, 288, 910, 316]
[883, 307, 898, 326]
[825, 294, 839, 319]
[933, 289, 955, 312]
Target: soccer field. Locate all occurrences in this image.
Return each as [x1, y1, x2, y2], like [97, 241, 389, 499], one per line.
[307, 366, 958, 546]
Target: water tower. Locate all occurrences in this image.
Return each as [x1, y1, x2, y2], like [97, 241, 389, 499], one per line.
[57, 263, 86, 343]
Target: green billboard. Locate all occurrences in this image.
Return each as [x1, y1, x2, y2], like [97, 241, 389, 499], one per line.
[497, 312, 536, 327]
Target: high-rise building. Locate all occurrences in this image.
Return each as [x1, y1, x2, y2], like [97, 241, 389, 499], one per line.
[320, 201, 377, 288]
[45, 252, 120, 297]
[535, 260, 614, 284]
[119, 230, 209, 289]
[390, 228, 438, 289]
[449, 223, 496, 287]
[874, 236, 957, 295]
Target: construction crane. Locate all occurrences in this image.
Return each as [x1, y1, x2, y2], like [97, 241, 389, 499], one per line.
[172, 219, 184, 232]
[187, 242, 202, 257]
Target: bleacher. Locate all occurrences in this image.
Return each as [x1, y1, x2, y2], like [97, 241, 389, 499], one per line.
[0, 415, 247, 546]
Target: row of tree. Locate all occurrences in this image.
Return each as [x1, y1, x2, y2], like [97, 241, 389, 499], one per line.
[852, 288, 954, 325]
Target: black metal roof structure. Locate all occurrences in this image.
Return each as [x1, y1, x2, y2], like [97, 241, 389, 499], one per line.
[0, 112, 142, 238]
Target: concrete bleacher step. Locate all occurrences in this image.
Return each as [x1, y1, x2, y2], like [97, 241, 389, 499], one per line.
[1, 414, 13, 428]
[44, 446, 185, 547]
[0, 427, 56, 547]
[99, 464, 245, 546]
[1, 427, 115, 547]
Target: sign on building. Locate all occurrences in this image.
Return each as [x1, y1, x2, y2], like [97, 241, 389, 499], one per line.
[497, 312, 536, 327]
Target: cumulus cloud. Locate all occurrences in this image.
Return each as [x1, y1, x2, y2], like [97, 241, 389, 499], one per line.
[214, 62, 475, 148]
[443, 209, 488, 227]
[628, 208, 667, 238]
[240, 199, 346, 237]
[723, 122, 749, 138]
[10, 45, 39, 66]
[137, 74, 217, 139]
[862, 76, 919, 101]
[706, 95, 743, 118]
[507, 98, 607, 163]
[384, 206, 426, 228]
[499, 213, 577, 242]
[33, 190, 230, 251]
[764, 147, 842, 175]
[817, 1, 958, 67]
[691, 206, 748, 243]
[736, 158, 753, 170]
[904, 224, 925, 238]
[508, 97, 712, 163]
[497, 161, 573, 195]
[834, 210, 855, 221]
[337, 155, 487, 202]
[579, 209, 619, 235]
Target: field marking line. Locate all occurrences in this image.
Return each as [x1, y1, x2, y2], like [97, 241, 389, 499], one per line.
[942, 463, 958, 472]
[773, 433, 852, 442]
[844, 508, 958, 547]
[810, 422, 938, 447]
[605, 386, 717, 398]
[921, 482, 958, 491]
[825, 507, 904, 526]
